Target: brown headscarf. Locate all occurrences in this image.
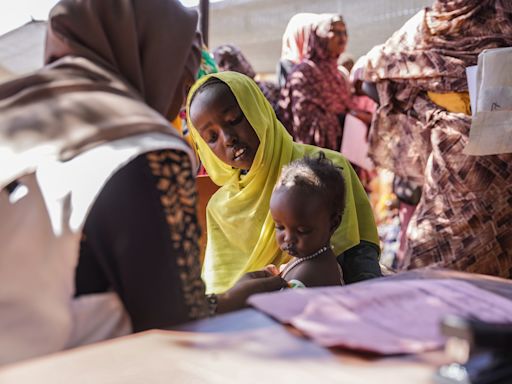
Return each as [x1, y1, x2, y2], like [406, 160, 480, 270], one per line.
[0, 0, 201, 189]
[363, 0, 512, 181]
[365, 0, 512, 94]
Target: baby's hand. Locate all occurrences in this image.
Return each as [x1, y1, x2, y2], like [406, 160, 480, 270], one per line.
[263, 264, 280, 276]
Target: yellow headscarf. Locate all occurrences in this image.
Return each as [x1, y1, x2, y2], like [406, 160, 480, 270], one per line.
[187, 72, 379, 294]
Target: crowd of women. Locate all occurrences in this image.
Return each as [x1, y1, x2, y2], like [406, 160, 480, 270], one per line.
[0, 0, 511, 366]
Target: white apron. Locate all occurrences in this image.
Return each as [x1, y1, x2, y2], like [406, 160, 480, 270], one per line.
[0, 132, 194, 365]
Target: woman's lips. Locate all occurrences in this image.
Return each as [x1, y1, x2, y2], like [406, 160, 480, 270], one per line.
[233, 146, 247, 160]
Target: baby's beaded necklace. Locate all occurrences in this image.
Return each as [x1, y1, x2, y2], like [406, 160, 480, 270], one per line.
[281, 245, 332, 279]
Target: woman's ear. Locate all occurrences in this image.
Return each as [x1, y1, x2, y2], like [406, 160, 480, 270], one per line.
[330, 213, 342, 235]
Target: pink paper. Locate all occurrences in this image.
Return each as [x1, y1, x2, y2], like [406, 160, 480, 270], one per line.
[249, 279, 512, 354]
[340, 114, 374, 170]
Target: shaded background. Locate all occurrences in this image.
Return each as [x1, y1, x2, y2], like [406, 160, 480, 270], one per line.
[0, 0, 432, 79]
[209, 0, 431, 74]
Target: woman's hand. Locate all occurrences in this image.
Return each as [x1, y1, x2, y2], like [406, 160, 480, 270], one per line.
[216, 270, 287, 314]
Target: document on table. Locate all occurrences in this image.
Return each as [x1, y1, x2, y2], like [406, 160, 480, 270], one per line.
[248, 279, 512, 355]
[464, 47, 512, 156]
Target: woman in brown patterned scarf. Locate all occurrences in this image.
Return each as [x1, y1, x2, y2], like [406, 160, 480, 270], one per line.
[363, 0, 512, 276]
[0, 0, 285, 365]
[279, 14, 354, 151]
[213, 44, 280, 113]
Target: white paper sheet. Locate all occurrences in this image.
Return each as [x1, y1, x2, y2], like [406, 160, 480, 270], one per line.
[465, 65, 477, 116]
[249, 279, 512, 355]
[464, 47, 512, 155]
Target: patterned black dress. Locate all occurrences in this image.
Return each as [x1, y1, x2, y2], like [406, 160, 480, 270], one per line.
[75, 150, 209, 331]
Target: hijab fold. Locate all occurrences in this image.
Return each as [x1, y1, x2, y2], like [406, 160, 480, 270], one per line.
[187, 72, 379, 293]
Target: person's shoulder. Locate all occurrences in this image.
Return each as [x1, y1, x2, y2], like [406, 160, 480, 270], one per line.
[289, 60, 315, 78]
[290, 257, 342, 287]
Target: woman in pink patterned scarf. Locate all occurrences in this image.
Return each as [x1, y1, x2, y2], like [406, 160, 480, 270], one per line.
[279, 14, 354, 151]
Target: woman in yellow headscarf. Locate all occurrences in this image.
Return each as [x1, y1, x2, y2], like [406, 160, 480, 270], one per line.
[187, 72, 380, 294]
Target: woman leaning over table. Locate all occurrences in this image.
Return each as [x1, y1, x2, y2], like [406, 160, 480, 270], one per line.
[0, 0, 285, 366]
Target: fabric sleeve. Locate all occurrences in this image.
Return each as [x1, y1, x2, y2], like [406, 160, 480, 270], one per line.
[76, 149, 208, 332]
[337, 240, 383, 284]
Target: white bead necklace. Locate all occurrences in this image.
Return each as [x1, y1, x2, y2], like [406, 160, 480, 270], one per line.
[281, 245, 331, 279]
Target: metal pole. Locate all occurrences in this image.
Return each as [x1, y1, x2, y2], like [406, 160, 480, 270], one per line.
[199, 0, 209, 46]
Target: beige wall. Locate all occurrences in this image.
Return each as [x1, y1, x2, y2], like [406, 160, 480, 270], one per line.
[209, 0, 431, 75]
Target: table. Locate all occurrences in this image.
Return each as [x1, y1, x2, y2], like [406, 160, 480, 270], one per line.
[1, 269, 510, 384]
[0, 309, 451, 384]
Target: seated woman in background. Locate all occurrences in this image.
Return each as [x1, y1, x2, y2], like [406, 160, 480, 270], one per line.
[270, 153, 346, 288]
[213, 44, 280, 113]
[187, 71, 381, 294]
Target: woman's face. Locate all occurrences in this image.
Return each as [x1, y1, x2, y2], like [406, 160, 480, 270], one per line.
[270, 188, 335, 258]
[326, 20, 347, 58]
[189, 82, 260, 171]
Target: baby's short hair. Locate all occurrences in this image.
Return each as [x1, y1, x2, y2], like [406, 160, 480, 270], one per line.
[275, 152, 346, 217]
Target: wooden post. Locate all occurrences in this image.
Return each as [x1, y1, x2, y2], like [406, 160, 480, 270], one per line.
[199, 0, 209, 46]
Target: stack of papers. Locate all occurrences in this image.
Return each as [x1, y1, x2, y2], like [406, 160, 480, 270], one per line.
[249, 279, 512, 355]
